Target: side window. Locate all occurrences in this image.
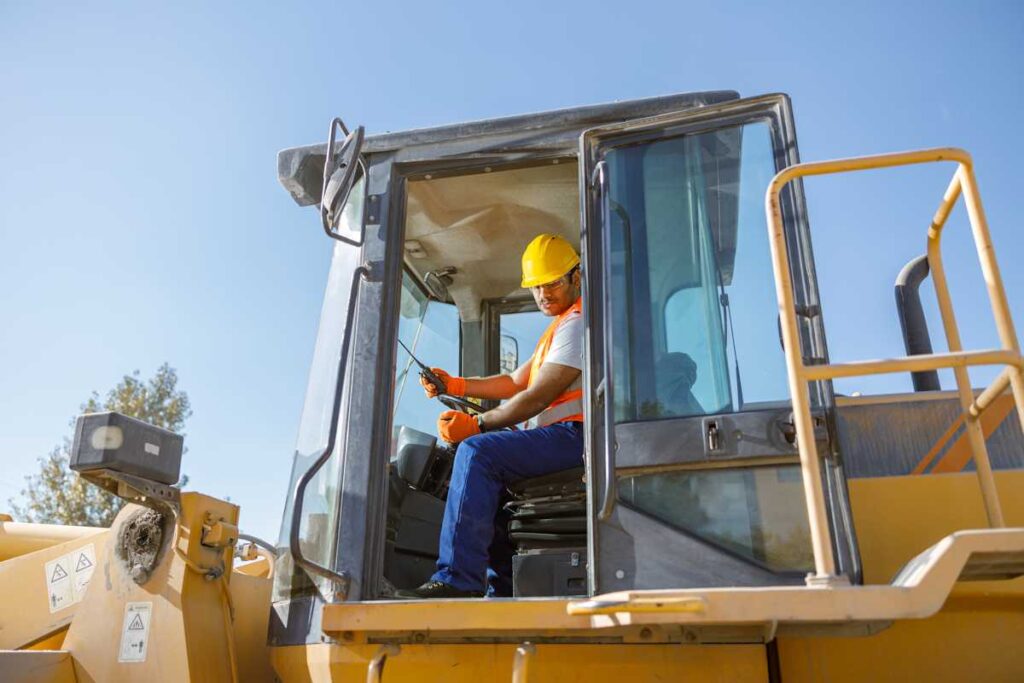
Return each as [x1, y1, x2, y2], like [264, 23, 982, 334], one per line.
[276, 178, 366, 598]
[392, 274, 460, 442]
[498, 308, 548, 426]
[499, 309, 548, 372]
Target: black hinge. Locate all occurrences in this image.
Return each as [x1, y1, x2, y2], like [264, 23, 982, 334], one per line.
[366, 194, 383, 225]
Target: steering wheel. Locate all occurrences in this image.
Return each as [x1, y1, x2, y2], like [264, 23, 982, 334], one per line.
[420, 370, 516, 430]
[434, 391, 517, 432]
[437, 393, 483, 414]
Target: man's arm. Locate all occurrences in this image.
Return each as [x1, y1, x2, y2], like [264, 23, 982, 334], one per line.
[462, 358, 532, 399]
[478, 362, 580, 430]
[424, 357, 533, 400]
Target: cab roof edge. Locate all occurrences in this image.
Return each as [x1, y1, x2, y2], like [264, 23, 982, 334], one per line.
[277, 90, 740, 207]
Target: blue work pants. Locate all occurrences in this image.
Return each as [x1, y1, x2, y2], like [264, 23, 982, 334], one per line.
[431, 421, 584, 595]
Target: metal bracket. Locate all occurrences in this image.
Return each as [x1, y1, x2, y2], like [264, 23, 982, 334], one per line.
[79, 468, 180, 516]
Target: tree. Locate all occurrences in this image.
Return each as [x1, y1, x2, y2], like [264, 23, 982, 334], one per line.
[10, 364, 191, 527]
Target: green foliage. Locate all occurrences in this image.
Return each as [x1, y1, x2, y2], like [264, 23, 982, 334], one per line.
[10, 364, 191, 527]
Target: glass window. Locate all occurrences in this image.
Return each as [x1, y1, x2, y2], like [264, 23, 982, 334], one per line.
[391, 273, 460, 443]
[605, 122, 789, 423]
[275, 175, 365, 598]
[499, 308, 549, 372]
[618, 466, 813, 572]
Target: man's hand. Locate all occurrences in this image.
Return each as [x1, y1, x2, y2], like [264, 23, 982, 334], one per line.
[437, 410, 480, 443]
[420, 368, 466, 398]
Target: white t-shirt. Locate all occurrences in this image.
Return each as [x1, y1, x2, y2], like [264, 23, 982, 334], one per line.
[543, 308, 584, 371]
[529, 307, 584, 426]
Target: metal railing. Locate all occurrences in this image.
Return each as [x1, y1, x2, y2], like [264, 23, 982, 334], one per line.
[764, 147, 1024, 582]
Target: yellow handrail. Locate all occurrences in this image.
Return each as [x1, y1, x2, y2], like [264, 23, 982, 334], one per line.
[764, 147, 1024, 583]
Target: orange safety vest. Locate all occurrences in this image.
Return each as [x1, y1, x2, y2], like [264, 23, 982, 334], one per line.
[528, 297, 584, 426]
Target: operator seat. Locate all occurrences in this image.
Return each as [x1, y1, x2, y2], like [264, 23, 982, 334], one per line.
[505, 466, 586, 597]
[506, 466, 586, 551]
[655, 352, 704, 416]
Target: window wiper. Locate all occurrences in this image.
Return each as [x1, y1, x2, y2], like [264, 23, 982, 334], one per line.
[393, 320, 428, 414]
[711, 233, 744, 411]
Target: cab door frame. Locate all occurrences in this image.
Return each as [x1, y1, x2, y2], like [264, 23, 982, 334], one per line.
[578, 94, 860, 594]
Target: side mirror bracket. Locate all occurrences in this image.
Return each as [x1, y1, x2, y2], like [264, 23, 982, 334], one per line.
[320, 117, 366, 245]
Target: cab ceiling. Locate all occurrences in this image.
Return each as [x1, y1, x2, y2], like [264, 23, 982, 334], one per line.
[404, 160, 580, 321]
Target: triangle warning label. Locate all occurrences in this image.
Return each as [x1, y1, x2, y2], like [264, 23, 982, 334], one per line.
[75, 553, 94, 572]
[51, 564, 69, 583]
[128, 613, 145, 631]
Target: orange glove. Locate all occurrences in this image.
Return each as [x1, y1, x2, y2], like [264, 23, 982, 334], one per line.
[437, 410, 480, 443]
[420, 368, 466, 398]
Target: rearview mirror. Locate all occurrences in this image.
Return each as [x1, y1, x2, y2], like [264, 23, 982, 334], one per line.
[320, 118, 365, 245]
[424, 267, 456, 303]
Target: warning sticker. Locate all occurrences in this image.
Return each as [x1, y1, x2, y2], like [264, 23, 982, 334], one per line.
[72, 543, 97, 602]
[44, 555, 74, 613]
[51, 562, 69, 581]
[118, 602, 152, 663]
[76, 552, 93, 572]
[43, 543, 97, 613]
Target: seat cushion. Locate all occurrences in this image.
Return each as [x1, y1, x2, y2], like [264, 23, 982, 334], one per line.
[508, 466, 585, 497]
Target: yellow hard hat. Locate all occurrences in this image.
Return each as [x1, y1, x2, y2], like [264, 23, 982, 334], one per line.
[521, 234, 580, 288]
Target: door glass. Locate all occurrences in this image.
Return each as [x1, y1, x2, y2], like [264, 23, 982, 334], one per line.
[392, 273, 460, 443]
[605, 122, 789, 423]
[619, 465, 813, 572]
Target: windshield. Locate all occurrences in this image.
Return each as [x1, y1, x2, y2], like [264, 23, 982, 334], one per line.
[392, 273, 460, 442]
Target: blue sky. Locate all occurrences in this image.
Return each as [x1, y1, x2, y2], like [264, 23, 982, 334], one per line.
[2, 1, 1022, 541]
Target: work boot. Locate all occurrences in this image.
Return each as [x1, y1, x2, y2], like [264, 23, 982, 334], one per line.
[395, 580, 484, 599]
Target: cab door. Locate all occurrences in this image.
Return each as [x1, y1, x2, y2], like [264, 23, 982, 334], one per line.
[579, 94, 859, 592]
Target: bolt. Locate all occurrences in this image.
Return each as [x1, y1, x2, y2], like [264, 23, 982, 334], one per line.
[342, 631, 354, 642]
[639, 627, 652, 640]
[413, 632, 426, 644]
